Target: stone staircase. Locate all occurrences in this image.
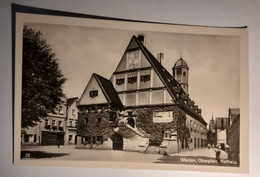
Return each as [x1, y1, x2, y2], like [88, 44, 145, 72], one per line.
[144, 145, 160, 154]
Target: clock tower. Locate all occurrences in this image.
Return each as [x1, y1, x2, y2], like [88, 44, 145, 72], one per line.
[172, 56, 189, 94]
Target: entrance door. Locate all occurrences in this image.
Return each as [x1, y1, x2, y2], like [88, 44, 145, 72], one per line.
[112, 133, 123, 150]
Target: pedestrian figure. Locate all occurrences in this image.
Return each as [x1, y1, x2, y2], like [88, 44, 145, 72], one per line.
[215, 150, 221, 164]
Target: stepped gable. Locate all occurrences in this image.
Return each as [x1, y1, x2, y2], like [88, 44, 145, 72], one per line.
[93, 73, 124, 108]
[133, 36, 207, 125]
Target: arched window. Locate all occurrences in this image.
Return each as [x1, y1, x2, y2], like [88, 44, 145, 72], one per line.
[183, 71, 186, 76]
[127, 118, 135, 128]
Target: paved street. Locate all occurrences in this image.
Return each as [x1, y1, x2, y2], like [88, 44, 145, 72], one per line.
[173, 148, 228, 159]
[21, 145, 162, 163]
[21, 146, 231, 165]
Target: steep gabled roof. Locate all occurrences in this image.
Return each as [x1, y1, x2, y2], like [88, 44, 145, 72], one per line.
[131, 36, 207, 125]
[93, 73, 124, 108]
[67, 97, 78, 107]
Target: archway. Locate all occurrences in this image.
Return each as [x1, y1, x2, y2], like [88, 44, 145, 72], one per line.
[127, 118, 135, 128]
[112, 133, 123, 150]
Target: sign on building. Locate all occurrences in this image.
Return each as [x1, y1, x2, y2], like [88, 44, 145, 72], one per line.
[153, 111, 173, 123]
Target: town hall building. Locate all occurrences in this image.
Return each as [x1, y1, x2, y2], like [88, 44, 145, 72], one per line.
[77, 35, 207, 154]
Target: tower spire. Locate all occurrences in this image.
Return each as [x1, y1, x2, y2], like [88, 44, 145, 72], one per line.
[172, 55, 189, 94]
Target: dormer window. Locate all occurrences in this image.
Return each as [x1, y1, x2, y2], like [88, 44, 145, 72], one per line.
[116, 77, 125, 85]
[89, 90, 98, 98]
[140, 74, 150, 82]
[128, 76, 137, 84]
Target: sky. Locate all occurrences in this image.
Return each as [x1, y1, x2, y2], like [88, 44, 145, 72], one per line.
[25, 22, 240, 124]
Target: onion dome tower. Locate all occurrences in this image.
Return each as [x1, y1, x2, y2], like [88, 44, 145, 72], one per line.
[172, 55, 189, 94]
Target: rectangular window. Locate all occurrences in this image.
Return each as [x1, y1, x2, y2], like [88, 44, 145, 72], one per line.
[128, 76, 137, 84]
[69, 120, 73, 127]
[140, 74, 150, 82]
[72, 109, 76, 115]
[52, 120, 56, 126]
[45, 119, 49, 126]
[34, 134, 37, 142]
[176, 68, 182, 75]
[89, 90, 98, 98]
[116, 78, 125, 85]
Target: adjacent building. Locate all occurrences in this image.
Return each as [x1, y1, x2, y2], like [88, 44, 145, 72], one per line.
[206, 108, 240, 156]
[227, 108, 240, 162]
[65, 97, 79, 145]
[207, 116, 217, 146]
[215, 117, 229, 149]
[21, 97, 79, 146]
[77, 35, 207, 154]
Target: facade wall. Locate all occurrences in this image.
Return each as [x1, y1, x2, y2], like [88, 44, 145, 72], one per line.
[115, 53, 127, 72]
[215, 117, 228, 129]
[22, 115, 67, 146]
[186, 115, 207, 149]
[140, 51, 151, 67]
[65, 99, 78, 145]
[216, 129, 227, 145]
[21, 124, 41, 145]
[79, 76, 107, 105]
[138, 92, 150, 105]
[114, 73, 125, 92]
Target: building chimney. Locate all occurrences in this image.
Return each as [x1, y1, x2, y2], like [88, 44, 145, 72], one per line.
[137, 34, 145, 46]
[157, 52, 164, 63]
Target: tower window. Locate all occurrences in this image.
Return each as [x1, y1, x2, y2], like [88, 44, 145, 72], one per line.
[183, 71, 186, 76]
[176, 68, 182, 75]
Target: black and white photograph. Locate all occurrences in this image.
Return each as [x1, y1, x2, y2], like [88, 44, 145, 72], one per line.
[13, 8, 248, 173]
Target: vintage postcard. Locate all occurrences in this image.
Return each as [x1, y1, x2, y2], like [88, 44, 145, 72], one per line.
[13, 5, 249, 173]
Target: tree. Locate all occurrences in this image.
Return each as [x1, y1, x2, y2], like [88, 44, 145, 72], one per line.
[22, 26, 66, 128]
